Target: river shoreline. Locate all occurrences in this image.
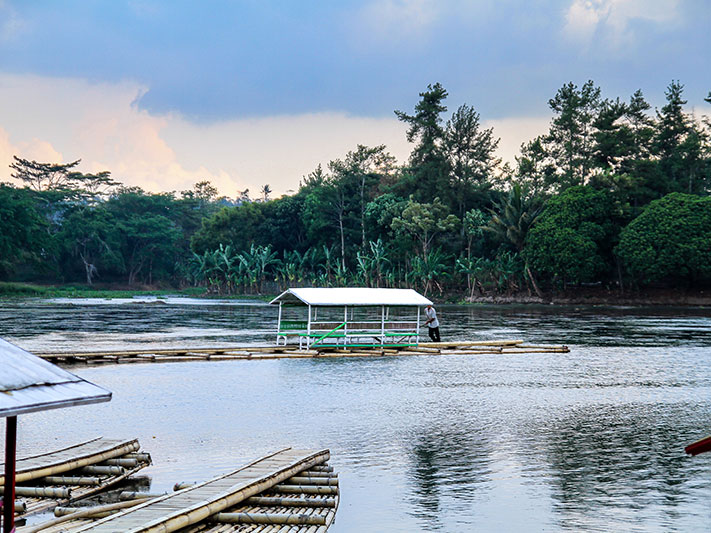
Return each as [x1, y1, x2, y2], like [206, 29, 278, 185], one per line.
[1, 282, 709, 307]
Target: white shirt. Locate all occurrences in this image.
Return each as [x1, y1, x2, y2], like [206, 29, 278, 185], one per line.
[425, 307, 439, 328]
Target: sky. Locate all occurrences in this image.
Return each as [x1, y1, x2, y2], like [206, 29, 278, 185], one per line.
[0, 0, 709, 196]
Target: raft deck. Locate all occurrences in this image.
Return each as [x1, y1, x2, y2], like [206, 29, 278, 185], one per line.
[22, 448, 336, 533]
[1, 437, 151, 517]
[34, 340, 569, 365]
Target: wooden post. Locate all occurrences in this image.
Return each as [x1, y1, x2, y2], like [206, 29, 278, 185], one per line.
[276, 302, 283, 345]
[380, 306, 385, 346]
[3, 416, 17, 533]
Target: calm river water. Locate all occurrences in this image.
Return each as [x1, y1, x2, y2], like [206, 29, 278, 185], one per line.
[1, 298, 711, 532]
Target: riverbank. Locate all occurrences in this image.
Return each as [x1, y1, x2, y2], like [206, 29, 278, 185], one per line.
[2, 282, 709, 307]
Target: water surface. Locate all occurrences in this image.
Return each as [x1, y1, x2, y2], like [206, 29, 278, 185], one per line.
[1, 298, 710, 532]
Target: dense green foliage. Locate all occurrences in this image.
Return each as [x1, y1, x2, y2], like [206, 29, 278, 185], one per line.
[1, 80, 710, 296]
[616, 194, 711, 285]
[524, 187, 619, 284]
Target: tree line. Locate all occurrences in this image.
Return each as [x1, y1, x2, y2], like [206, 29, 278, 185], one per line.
[1, 80, 710, 297]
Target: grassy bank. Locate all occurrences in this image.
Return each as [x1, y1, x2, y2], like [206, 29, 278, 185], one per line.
[0, 282, 272, 300]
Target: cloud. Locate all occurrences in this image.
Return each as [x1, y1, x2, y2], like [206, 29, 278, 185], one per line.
[0, 73, 412, 196]
[357, 0, 440, 44]
[563, 0, 680, 48]
[0, 1, 23, 41]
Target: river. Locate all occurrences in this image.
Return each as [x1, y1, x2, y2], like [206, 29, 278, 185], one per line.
[1, 298, 710, 531]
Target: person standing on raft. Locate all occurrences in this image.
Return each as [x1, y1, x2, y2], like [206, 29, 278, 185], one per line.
[424, 304, 441, 342]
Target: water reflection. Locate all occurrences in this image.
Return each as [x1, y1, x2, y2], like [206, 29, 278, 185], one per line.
[407, 422, 493, 530]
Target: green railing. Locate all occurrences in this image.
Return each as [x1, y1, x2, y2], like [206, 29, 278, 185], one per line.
[311, 322, 346, 346]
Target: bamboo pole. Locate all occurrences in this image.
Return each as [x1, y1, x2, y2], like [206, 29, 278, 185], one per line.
[41, 476, 102, 486]
[90, 450, 331, 533]
[23, 497, 151, 533]
[245, 497, 336, 508]
[0, 486, 70, 498]
[418, 340, 524, 347]
[54, 506, 116, 518]
[272, 485, 338, 495]
[299, 472, 337, 478]
[14, 502, 26, 513]
[80, 465, 124, 476]
[286, 477, 338, 486]
[309, 466, 333, 472]
[119, 491, 166, 501]
[101, 458, 139, 467]
[0, 440, 139, 485]
[212, 511, 327, 525]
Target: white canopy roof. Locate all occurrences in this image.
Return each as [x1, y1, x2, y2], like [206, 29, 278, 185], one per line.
[0, 337, 111, 418]
[270, 287, 433, 307]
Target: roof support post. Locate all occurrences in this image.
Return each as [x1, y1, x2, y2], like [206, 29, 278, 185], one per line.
[306, 305, 312, 350]
[380, 306, 385, 346]
[416, 307, 421, 347]
[276, 302, 283, 346]
[3, 415, 17, 533]
[343, 306, 348, 349]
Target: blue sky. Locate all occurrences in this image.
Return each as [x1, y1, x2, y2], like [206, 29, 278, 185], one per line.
[0, 0, 709, 194]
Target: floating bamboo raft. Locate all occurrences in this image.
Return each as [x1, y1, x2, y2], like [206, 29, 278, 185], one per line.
[1, 437, 151, 518]
[22, 447, 338, 533]
[35, 340, 568, 366]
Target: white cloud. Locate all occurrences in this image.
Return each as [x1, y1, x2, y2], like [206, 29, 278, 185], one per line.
[0, 73, 412, 196]
[563, 0, 680, 47]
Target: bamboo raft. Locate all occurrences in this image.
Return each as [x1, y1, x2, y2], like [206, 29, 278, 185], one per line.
[35, 340, 568, 365]
[21, 448, 338, 533]
[1, 437, 151, 518]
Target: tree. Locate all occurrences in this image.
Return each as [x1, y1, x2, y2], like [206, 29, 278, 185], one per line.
[524, 186, 619, 285]
[651, 81, 710, 194]
[444, 104, 500, 218]
[0, 185, 50, 279]
[394, 83, 451, 203]
[391, 197, 459, 258]
[616, 193, 711, 285]
[58, 207, 122, 284]
[484, 184, 545, 296]
[9, 156, 82, 191]
[191, 202, 267, 254]
[260, 184, 272, 202]
[546, 81, 602, 189]
[515, 136, 557, 196]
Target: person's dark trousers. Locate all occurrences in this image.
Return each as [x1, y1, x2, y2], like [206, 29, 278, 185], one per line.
[428, 327, 440, 342]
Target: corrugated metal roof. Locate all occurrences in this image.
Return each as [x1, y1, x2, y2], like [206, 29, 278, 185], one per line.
[0, 338, 111, 418]
[270, 287, 433, 307]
